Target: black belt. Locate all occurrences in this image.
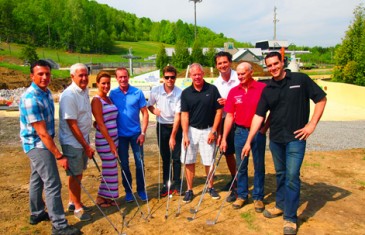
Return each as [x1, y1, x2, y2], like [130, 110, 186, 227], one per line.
[235, 124, 250, 131]
[158, 122, 173, 128]
[192, 124, 212, 130]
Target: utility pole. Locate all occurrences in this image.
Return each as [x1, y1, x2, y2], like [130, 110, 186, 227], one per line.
[189, 0, 203, 40]
[273, 6, 279, 40]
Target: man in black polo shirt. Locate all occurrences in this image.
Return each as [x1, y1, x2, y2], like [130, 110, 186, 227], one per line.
[180, 63, 223, 203]
[242, 52, 326, 235]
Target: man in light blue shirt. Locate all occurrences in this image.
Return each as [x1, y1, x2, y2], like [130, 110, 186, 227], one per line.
[110, 67, 149, 202]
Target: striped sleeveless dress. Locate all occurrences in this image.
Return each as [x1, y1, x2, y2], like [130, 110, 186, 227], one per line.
[94, 96, 119, 199]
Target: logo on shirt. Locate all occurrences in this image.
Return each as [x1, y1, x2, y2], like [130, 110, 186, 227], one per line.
[234, 95, 243, 104]
[290, 85, 301, 89]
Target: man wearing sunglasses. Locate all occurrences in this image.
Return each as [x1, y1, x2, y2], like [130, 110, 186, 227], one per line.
[148, 65, 183, 197]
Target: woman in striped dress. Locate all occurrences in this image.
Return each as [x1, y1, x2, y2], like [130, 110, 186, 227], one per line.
[91, 71, 119, 207]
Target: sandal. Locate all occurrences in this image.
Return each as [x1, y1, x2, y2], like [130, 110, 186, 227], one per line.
[106, 199, 118, 207]
[96, 197, 111, 208]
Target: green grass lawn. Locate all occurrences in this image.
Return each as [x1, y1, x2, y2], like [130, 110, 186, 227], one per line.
[0, 41, 171, 66]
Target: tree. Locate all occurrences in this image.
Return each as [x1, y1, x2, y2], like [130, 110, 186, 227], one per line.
[190, 40, 204, 64]
[333, 4, 365, 86]
[156, 44, 169, 70]
[171, 41, 190, 69]
[20, 45, 39, 64]
[204, 44, 217, 67]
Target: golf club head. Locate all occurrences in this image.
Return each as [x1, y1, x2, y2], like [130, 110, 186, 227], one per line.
[189, 208, 197, 214]
[206, 219, 216, 225]
[164, 215, 168, 220]
[175, 211, 181, 217]
[187, 216, 194, 221]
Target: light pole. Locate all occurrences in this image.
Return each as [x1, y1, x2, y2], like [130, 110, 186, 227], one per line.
[189, 0, 202, 40]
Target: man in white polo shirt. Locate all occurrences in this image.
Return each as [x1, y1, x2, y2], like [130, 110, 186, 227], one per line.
[59, 63, 94, 222]
[148, 65, 183, 197]
[213, 52, 239, 202]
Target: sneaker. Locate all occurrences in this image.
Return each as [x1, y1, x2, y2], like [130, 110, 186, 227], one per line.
[263, 206, 283, 218]
[283, 220, 297, 235]
[67, 204, 92, 213]
[125, 192, 134, 203]
[208, 188, 220, 200]
[182, 190, 194, 203]
[254, 200, 265, 213]
[226, 190, 237, 202]
[221, 178, 237, 191]
[29, 211, 50, 225]
[160, 185, 174, 197]
[52, 225, 81, 235]
[137, 191, 148, 201]
[232, 198, 246, 209]
[74, 210, 92, 222]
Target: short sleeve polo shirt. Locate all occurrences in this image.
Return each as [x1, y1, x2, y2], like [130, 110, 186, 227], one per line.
[110, 85, 147, 137]
[256, 70, 327, 143]
[181, 81, 222, 128]
[225, 80, 266, 128]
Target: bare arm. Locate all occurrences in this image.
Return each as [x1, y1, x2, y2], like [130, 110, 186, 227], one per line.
[137, 106, 149, 145]
[31, 121, 68, 169]
[169, 112, 181, 150]
[147, 105, 161, 116]
[294, 97, 327, 140]
[207, 108, 223, 144]
[91, 98, 118, 157]
[220, 112, 234, 152]
[181, 111, 190, 148]
[66, 119, 95, 159]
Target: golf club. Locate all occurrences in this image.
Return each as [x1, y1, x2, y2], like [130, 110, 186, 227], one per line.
[187, 148, 223, 222]
[116, 158, 148, 225]
[139, 146, 152, 219]
[158, 122, 161, 201]
[92, 156, 127, 227]
[175, 147, 188, 217]
[206, 155, 246, 225]
[164, 149, 174, 219]
[67, 168, 122, 235]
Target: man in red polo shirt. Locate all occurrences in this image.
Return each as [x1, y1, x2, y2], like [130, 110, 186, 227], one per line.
[220, 62, 268, 212]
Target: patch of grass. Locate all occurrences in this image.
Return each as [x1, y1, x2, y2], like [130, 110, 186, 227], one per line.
[303, 162, 321, 167]
[240, 211, 259, 231]
[1, 41, 172, 67]
[357, 181, 365, 187]
[362, 156, 365, 160]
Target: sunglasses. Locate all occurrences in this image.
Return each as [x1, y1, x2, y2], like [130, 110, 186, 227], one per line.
[164, 76, 176, 80]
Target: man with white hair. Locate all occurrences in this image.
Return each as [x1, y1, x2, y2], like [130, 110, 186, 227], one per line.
[59, 63, 95, 221]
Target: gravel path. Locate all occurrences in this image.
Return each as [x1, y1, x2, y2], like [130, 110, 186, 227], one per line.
[304, 121, 365, 151]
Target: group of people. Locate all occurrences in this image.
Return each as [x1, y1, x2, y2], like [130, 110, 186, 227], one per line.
[20, 50, 326, 235]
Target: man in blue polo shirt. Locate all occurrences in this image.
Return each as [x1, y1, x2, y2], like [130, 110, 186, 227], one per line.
[242, 52, 327, 235]
[110, 67, 149, 202]
[19, 60, 80, 235]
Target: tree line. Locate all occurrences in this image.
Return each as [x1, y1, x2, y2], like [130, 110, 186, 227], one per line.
[0, 0, 249, 53]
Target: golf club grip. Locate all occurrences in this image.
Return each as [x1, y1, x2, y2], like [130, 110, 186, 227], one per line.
[92, 156, 101, 172]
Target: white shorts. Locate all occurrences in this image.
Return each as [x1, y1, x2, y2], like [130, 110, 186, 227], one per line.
[181, 126, 216, 166]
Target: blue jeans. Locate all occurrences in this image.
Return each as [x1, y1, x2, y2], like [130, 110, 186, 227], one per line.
[28, 148, 68, 229]
[269, 140, 306, 223]
[118, 134, 145, 193]
[234, 127, 266, 200]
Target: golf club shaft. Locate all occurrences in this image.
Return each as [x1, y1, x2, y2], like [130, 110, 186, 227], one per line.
[190, 146, 220, 219]
[92, 156, 125, 220]
[139, 146, 151, 217]
[116, 158, 147, 221]
[176, 147, 188, 216]
[211, 156, 246, 224]
[165, 149, 174, 219]
[67, 168, 120, 234]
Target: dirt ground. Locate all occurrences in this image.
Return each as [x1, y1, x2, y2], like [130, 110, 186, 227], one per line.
[0, 114, 364, 235]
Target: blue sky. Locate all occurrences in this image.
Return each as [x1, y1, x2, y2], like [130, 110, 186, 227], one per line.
[95, 0, 363, 47]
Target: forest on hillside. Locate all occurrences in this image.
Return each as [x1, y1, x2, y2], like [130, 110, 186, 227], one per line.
[0, 0, 251, 53]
